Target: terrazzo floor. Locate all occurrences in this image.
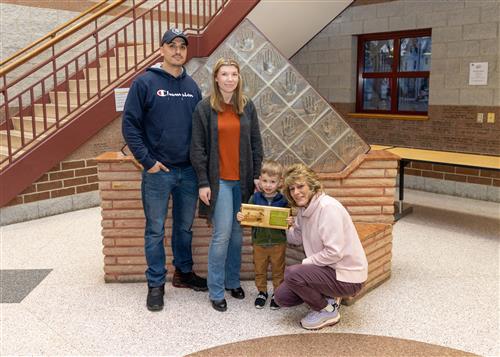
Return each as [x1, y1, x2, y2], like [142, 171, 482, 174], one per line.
[1, 189, 499, 356]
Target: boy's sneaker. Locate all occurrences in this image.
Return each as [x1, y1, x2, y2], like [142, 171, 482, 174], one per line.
[172, 270, 208, 291]
[300, 300, 341, 330]
[270, 294, 280, 310]
[146, 285, 164, 312]
[254, 291, 268, 309]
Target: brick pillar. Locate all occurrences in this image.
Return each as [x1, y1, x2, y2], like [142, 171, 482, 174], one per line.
[96, 150, 399, 296]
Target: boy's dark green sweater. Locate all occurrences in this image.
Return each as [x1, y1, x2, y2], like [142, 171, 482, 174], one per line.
[249, 192, 288, 246]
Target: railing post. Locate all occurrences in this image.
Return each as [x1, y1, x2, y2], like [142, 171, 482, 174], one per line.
[132, 0, 138, 70]
[94, 19, 102, 98]
[52, 44, 60, 127]
[2, 76, 13, 163]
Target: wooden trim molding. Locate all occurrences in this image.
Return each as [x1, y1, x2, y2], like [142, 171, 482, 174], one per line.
[348, 113, 429, 121]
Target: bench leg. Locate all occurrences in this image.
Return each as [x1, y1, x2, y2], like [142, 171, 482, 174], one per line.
[394, 159, 413, 221]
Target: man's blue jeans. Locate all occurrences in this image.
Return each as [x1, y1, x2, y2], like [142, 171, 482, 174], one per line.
[208, 180, 243, 301]
[141, 166, 198, 288]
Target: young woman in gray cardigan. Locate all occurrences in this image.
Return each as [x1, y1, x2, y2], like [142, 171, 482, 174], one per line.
[190, 58, 263, 312]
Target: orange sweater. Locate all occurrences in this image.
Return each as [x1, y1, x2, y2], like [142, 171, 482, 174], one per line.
[218, 104, 240, 180]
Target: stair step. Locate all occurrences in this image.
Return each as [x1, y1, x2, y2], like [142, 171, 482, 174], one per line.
[86, 67, 127, 81]
[116, 44, 153, 57]
[49, 91, 90, 104]
[11, 116, 57, 133]
[0, 146, 12, 160]
[0, 130, 35, 149]
[99, 53, 146, 68]
[0, 145, 25, 162]
[68, 79, 110, 93]
[33, 103, 77, 118]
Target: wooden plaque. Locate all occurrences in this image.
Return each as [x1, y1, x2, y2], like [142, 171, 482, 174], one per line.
[240, 203, 290, 230]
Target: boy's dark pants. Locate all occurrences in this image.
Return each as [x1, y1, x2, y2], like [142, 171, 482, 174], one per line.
[253, 243, 286, 292]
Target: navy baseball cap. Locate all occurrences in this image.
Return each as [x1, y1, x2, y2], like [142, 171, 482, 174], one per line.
[161, 28, 188, 46]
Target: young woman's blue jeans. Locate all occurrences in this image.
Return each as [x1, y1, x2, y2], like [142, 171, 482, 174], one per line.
[208, 179, 243, 301]
[141, 166, 198, 288]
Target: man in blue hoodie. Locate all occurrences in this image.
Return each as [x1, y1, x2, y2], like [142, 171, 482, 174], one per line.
[122, 28, 206, 311]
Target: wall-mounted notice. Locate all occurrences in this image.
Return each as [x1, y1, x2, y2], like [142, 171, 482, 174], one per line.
[469, 62, 488, 85]
[114, 88, 130, 111]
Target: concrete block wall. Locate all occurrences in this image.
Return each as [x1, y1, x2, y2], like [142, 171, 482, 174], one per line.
[291, 0, 500, 200]
[96, 150, 398, 283]
[293, 0, 499, 107]
[1, 3, 81, 103]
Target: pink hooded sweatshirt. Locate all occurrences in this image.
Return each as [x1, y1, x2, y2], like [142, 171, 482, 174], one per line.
[287, 193, 368, 284]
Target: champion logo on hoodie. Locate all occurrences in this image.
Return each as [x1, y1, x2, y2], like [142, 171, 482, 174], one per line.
[157, 89, 194, 98]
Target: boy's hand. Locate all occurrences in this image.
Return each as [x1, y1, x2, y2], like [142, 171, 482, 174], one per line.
[286, 216, 295, 228]
[236, 212, 244, 222]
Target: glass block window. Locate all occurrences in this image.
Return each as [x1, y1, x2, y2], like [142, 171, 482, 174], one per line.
[356, 29, 431, 115]
[192, 19, 370, 173]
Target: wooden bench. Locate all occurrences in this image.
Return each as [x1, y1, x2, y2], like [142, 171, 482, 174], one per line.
[370, 145, 500, 219]
[286, 222, 393, 305]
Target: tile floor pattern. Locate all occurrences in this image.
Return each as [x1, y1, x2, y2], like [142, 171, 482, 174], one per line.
[1, 189, 499, 356]
[187, 333, 479, 357]
[1, 269, 52, 303]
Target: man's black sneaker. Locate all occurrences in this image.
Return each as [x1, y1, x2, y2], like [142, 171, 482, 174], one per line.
[270, 294, 280, 310]
[172, 270, 208, 291]
[147, 285, 164, 311]
[211, 298, 227, 312]
[225, 287, 245, 299]
[254, 291, 268, 309]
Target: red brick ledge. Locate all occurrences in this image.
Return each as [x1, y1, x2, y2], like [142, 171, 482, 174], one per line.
[96, 152, 142, 170]
[318, 150, 400, 180]
[96, 150, 400, 173]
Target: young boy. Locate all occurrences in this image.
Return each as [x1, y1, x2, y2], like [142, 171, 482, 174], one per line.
[237, 160, 289, 309]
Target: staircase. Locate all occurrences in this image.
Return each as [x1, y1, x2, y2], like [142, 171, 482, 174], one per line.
[0, 0, 259, 207]
[0, 43, 153, 162]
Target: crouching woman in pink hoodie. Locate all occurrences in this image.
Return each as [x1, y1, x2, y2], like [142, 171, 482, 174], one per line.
[274, 163, 368, 330]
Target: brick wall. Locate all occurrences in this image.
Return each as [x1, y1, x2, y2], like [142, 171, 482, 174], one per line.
[405, 161, 500, 187]
[332, 102, 500, 192]
[97, 150, 397, 283]
[4, 158, 98, 207]
[334, 103, 500, 156]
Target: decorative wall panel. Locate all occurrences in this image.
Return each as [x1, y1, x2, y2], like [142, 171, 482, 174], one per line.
[192, 19, 369, 172]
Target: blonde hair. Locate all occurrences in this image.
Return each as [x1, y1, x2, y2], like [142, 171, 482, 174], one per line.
[210, 58, 247, 114]
[283, 163, 323, 207]
[260, 160, 283, 178]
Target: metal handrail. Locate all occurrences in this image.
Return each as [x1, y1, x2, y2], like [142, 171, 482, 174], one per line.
[0, 0, 126, 76]
[0, 0, 232, 168]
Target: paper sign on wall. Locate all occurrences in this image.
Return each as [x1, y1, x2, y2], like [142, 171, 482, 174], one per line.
[469, 62, 488, 86]
[114, 88, 130, 111]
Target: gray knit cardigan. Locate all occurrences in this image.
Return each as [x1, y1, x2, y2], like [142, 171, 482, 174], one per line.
[190, 96, 263, 218]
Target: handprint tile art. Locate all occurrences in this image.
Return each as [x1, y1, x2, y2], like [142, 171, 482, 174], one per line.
[312, 110, 350, 144]
[248, 43, 285, 82]
[254, 87, 287, 125]
[240, 65, 265, 99]
[269, 109, 307, 143]
[191, 19, 370, 173]
[261, 129, 286, 160]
